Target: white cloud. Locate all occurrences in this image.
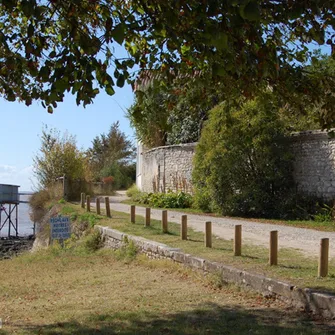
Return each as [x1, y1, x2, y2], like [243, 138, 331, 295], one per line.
[0, 165, 16, 173]
[0, 164, 35, 191]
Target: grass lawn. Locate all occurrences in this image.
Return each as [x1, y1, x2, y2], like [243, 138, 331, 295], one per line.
[121, 199, 335, 232]
[61, 204, 335, 294]
[0, 248, 332, 334]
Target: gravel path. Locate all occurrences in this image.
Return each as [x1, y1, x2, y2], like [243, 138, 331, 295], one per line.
[98, 192, 335, 258]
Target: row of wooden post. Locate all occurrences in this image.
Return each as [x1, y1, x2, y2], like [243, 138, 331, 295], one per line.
[129, 205, 330, 278]
[81, 193, 111, 218]
[78, 198, 330, 278]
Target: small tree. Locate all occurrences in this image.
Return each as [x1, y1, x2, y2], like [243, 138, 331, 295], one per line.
[33, 126, 87, 189]
[87, 121, 136, 188]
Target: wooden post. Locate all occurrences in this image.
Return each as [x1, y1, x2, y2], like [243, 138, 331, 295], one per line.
[205, 221, 212, 248]
[96, 197, 100, 215]
[86, 195, 90, 212]
[81, 193, 85, 209]
[145, 208, 151, 227]
[162, 210, 168, 233]
[105, 197, 111, 218]
[181, 215, 187, 240]
[130, 205, 136, 223]
[318, 238, 329, 277]
[234, 225, 242, 256]
[269, 230, 278, 266]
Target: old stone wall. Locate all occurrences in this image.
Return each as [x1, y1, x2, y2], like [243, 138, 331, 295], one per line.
[291, 131, 335, 200]
[137, 131, 335, 200]
[138, 143, 196, 193]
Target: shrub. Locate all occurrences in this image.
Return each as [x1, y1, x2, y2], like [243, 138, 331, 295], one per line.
[29, 189, 51, 211]
[192, 188, 214, 213]
[126, 184, 141, 198]
[193, 93, 296, 219]
[131, 191, 193, 209]
[83, 230, 103, 252]
[79, 212, 100, 228]
[115, 236, 138, 262]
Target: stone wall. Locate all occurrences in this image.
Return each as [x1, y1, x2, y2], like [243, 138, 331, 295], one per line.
[137, 143, 196, 193]
[137, 131, 335, 200]
[291, 130, 335, 200]
[96, 225, 335, 319]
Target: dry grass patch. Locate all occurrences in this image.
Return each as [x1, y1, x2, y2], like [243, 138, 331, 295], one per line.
[0, 248, 332, 334]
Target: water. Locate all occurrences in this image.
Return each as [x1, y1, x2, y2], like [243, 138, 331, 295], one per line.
[0, 194, 34, 237]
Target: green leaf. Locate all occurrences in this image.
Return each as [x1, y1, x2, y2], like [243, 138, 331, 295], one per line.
[7, 91, 15, 101]
[47, 106, 53, 114]
[112, 24, 125, 45]
[240, 2, 261, 21]
[55, 79, 69, 92]
[106, 86, 115, 96]
[27, 24, 34, 38]
[49, 51, 56, 58]
[211, 32, 228, 50]
[289, 7, 304, 20]
[181, 44, 190, 55]
[39, 66, 49, 82]
[212, 64, 226, 76]
[21, 0, 34, 17]
[105, 17, 113, 32]
[117, 74, 125, 88]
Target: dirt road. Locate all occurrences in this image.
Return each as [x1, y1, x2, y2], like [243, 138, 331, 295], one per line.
[97, 191, 335, 258]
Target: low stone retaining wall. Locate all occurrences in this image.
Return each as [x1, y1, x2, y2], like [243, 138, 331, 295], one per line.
[0, 237, 34, 259]
[96, 225, 335, 319]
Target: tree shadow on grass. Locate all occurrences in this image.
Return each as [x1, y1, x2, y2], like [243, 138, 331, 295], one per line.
[2, 302, 333, 335]
[187, 238, 203, 243]
[241, 254, 260, 260]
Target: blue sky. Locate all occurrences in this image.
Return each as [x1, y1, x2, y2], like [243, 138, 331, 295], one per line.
[0, 81, 135, 191]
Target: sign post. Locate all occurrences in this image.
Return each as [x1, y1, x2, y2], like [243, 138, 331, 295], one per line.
[50, 216, 71, 247]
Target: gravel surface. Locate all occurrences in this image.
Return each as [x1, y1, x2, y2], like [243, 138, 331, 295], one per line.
[98, 191, 335, 258]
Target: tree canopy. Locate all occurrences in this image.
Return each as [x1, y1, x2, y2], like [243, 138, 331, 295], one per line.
[1, 1, 335, 125]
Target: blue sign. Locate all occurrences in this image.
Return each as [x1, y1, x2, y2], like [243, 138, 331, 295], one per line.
[50, 216, 71, 240]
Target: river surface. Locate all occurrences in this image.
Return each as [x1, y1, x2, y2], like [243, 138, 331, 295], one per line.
[0, 194, 34, 237]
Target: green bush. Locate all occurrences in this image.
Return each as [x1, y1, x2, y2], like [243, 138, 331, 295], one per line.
[193, 188, 214, 213]
[126, 184, 141, 198]
[79, 212, 100, 228]
[131, 191, 193, 209]
[115, 236, 138, 262]
[193, 93, 296, 219]
[83, 230, 103, 252]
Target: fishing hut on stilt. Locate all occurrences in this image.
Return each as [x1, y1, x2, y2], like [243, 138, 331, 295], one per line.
[0, 184, 20, 238]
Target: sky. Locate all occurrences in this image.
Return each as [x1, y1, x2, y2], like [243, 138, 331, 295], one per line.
[0, 71, 135, 192]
